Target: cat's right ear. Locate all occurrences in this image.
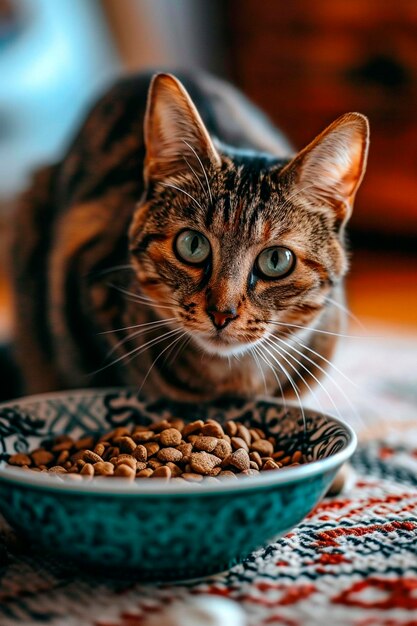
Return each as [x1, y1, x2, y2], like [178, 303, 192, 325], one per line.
[144, 73, 221, 185]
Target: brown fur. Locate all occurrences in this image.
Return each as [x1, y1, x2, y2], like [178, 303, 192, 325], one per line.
[11, 71, 369, 402]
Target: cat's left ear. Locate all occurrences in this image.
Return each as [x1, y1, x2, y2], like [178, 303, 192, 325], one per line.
[144, 73, 221, 184]
[281, 113, 369, 226]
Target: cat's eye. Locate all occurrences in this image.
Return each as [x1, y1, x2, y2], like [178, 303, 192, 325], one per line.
[256, 246, 295, 279]
[175, 230, 211, 265]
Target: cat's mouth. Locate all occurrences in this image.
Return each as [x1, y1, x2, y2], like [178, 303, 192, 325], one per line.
[193, 331, 261, 357]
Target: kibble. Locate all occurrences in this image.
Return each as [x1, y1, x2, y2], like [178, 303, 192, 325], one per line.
[250, 439, 274, 457]
[159, 428, 182, 447]
[7, 416, 306, 482]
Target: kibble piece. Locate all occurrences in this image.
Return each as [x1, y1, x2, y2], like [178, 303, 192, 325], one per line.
[193, 436, 218, 453]
[83, 450, 103, 464]
[32, 449, 55, 467]
[201, 422, 224, 438]
[272, 450, 286, 461]
[249, 451, 263, 468]
[190, 452, 221, 475]
[250, 461, 260, 471]
[231, 437, 249, 453]
[57, 450, 70, 465]
[280, 456, 292, 466]
[213, 439, 233, 460]
[250, 439, 274, 457]
[52, 440, 74, 452]
[236, 424, 252, 447]
[51, 434, 73, 445]
[182, 420, 204, 438]
[80, 463, 94, 477]
[151, 466, 171, 480]
[150, 420, 172, 433]
[8, 453, 32, 467]
[132, 431, 155, 443]
[157, 447, 183, 463]
[74, 436, 95, 451]
[242, 468, 260, 476]
[166, 462, 182, 477]
[160, 428, 182, 447]
[94, 461, 115, 476]
[167, 418, 185, 432]
[94, 442, 106, 457]
[262, 459, 281, 471]
[291, 450, 303, 463]
[114, 454, 137, 470]
[70, 449, 86, 462]
[102, 445, 119, 461]
[225, 421, 238, 436]
[132, 425, 149, 433]
[148, 458, 164, 470]
[207, 466, 222, 476]
[182, 472, 203, 483]
[114, 463, 135, 479]
[115, 436, 137, 454]
[48, 466, 67, 473]
[143, 442, 159, 457]
[229, 448, 250, 471]
[136, 462, 147, 471]
[113, 426, 131, 439]
[64, 473, 83, 481]
[137, 468, 153, 478]
[133, 445, 147, 463]
[176, 442, 193, 460]
[249, 428, 261, 442]
[219, 470, 238, 480]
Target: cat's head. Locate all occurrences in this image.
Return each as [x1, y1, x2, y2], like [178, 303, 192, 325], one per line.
[128, 73, 369, 356]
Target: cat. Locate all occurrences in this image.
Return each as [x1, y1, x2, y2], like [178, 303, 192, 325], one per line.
[11, 71, 369, 406]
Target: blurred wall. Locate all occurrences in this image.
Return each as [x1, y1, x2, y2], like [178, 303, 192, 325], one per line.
[226, 0, 417, 240]
[102, 0, 227, 75]
[0, 0, 119, 200]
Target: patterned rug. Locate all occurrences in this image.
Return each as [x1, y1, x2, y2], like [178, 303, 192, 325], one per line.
[1, 327, 417, 626]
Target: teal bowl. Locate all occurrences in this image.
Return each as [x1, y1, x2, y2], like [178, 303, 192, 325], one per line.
[0, 389, 356, 581]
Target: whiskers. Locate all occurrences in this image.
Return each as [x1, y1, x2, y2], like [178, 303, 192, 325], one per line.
[182, 139, 213, 205]
[266, 319, 365, 339]
[246, 310, 367, 430]
[91, 326, 184, 376]
[159, 181, 203, 211]
[324, 295, 368, 332]
[108, 283, 179, 312]
[256, 338, 306, 433]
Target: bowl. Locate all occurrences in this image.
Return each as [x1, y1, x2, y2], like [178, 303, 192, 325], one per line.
[0, 388, 356, 581]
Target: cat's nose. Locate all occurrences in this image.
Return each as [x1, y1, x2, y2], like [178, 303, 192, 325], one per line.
[207, 307, 238, 330]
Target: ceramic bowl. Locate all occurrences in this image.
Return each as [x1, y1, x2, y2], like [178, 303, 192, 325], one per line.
[0, 388, 356, 580]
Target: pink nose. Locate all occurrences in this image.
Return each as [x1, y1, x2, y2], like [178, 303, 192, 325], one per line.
[207, 308, 238, 330]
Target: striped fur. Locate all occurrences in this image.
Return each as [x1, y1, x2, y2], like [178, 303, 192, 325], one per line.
[11, 71, 369, 401]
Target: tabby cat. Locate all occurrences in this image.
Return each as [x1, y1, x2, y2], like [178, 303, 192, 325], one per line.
[11, 71, 369, 404]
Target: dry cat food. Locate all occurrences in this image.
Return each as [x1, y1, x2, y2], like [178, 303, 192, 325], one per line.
[6, 418, 305, 482]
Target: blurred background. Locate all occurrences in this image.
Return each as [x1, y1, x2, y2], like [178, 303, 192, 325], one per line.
[0, 0, 416, 351]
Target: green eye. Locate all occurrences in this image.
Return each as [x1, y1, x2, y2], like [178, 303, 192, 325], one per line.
[256, 246, 295, 278]
[175, 230, 211, 264]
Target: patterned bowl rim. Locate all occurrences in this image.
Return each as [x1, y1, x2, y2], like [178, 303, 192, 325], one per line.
[0, 388, 357, 496]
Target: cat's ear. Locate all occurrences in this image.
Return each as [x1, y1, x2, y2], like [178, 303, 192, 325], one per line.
[282, 113, 369, 226]
[144, 73, 221, 184]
